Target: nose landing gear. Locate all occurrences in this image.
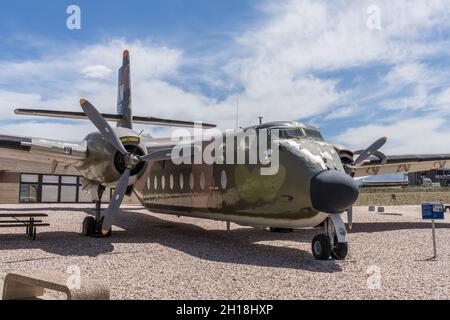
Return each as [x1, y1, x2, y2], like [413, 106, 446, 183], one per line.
[312, 214, 348, 260]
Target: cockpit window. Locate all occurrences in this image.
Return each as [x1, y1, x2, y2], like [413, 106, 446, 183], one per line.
[304, 128, 324, 140]
[278, 128, 305, 139]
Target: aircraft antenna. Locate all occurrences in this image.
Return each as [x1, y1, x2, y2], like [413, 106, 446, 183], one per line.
[258, 116, 263, 125]
[235, 95, 240, 130]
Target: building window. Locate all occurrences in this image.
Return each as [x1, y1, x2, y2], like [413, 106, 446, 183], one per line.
[62, 176, 77, 184]
[41, 185, 59, 203]
[61, 186, 77, 202]
[43, 175, 59, 184]
[19, 174, 90, 204]
[20, 179, 39, 203]
[21, 174, 39, 184]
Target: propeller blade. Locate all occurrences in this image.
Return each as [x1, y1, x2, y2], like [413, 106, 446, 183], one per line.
[140, 148, 173, 162]
[100, 168, 131, 235]
[347, 207, 353, 231]
[80, 99, 128, 155]
[354, 137, 387, 167]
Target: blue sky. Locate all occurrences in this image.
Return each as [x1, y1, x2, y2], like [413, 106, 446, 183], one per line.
[1, 0, 450, 157]
[0, 0, 258, 59]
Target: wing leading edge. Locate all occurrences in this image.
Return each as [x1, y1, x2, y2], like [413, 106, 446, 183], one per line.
[0, 134, 87, 164]
[354, 154, 450, 177]
[14, 109, 216, 129]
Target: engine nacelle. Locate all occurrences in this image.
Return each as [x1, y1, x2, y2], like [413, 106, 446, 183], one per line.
[333, 144, 354, 165]
[76, 130, 147, 187]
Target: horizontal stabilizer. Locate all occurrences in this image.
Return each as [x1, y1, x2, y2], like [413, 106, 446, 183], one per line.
[14, 109, 216, 128]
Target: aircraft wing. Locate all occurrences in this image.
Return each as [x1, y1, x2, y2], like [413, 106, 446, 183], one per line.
[15, 109, 216, 129]
[354, 154, 450, 177]
[0, 135, 87, 166]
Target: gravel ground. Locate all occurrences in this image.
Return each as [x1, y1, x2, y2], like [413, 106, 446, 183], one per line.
[0, 204, 449, 300]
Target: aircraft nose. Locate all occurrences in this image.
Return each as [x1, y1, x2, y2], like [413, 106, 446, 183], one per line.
[310, 170, 359, 213]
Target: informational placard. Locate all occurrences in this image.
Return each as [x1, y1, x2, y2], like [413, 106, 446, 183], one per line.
[421, 202, 445, 220]
[421, 201, 445, 259]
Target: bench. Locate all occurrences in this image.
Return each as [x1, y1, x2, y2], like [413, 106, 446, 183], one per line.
[1, 270, 110, 300]
[0, 213, 50, 240]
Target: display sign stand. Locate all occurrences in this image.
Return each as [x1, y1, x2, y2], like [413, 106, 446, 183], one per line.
[421, 202, 445, 260]
[431, 219, 437, 260]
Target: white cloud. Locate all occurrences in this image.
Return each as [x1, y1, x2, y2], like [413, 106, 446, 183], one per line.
[324, 105, 359, 120]
[434, 88, 450, 110]
[384, 63, 433, 87]
[335, 116, 450, 154]
[228, 0, 450, 135]
[381, 85, 429, 110]
[378, 62, 450, 111]
[81, 65, 113, 79]
[1, 0, 450, 156]
[0, 39, 185, 119]
[237, 0, 450, 73]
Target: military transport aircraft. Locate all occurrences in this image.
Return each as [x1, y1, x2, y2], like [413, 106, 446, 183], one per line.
[2, 50, 450, 261]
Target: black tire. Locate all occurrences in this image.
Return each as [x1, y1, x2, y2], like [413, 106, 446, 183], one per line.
[269, 227, 294, 233]
[331, 242, 348, 260]
[312, 234, 331, 260]
[82, 216, 96, 237]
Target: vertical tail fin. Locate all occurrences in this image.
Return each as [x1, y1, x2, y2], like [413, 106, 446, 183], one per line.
[117, 50, 132, 129]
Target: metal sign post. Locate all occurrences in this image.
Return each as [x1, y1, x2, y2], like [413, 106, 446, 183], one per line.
[421, 202, 445, 260]
[431, 219, 437, 259]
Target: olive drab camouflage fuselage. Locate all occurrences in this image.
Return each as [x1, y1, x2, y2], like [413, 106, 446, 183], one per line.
[133, 121, 345, 229]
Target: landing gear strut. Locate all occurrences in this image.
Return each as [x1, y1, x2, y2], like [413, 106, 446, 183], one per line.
[312, 214, 348, 260]
[81, 186, 111, 237]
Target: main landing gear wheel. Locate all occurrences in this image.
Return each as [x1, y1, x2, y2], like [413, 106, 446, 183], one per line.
[82, 216, 96, 237]
[311, 215, 349, 261]
[312, 234, 331, 260]
[81, 216, 112, 238]
[331, 240, 348, 260]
